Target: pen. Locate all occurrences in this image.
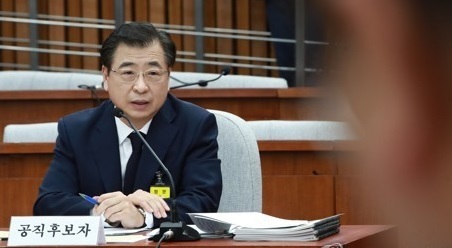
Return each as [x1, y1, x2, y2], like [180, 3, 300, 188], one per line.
[79, 193, 120, 227]
[79, 193, 100, 205]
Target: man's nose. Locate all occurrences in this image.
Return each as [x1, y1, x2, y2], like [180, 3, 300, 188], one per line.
[133, 73, 149, 92]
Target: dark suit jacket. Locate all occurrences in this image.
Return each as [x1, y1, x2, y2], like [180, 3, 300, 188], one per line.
[33, 94, 222, 226]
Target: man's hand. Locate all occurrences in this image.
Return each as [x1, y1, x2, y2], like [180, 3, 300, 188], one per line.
[93, 191, 144, 228]
[127, 189, 170, 219]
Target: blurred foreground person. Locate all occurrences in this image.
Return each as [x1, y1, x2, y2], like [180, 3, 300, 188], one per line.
[326, 1, 452, 247]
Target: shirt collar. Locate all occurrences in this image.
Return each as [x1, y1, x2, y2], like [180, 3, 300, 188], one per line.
[115, 117, 152, 145]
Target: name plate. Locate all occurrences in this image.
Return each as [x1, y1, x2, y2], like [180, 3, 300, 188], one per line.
[7, 216, 106, 246]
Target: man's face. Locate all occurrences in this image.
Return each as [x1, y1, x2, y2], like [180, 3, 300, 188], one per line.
[102, 42, 170, 128]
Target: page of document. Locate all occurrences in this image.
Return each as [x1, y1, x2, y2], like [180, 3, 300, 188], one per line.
[106, 235, 148, 243]
[104, 227, 150, 236]
[189, 212, 307, 229]
[0, 231, 8, 240]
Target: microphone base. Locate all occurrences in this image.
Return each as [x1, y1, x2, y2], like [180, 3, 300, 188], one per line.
[150, 221, 201, 242]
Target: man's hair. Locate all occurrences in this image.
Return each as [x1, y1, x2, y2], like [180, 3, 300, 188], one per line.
[100, 22, 176, 70]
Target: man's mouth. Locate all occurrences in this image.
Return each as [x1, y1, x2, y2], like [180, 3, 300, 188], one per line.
[132, 100, 149, 105]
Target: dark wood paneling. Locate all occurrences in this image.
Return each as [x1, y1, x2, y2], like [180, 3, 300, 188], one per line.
[182, 0, 195, 72]
[100, 0, 114, 42]
[215, 0, 233, 67]
[148, 0, 165, 23]
[48, 0, 66, 68]
[81, 0, 99, 70]
[0, 1, 15, 70]
[168, 0, 183, 72]
[260, 151, 336, 176]
[335, 176, 388, 225]
[203, 0, 217, 73]
[0, 178, 42, 228]
[67, 0, 83, 69]
[14, 0, 30, 67]
[249, 0, 268, 76]
[0, 98, 94, 141]
[134, 0, 149, 21]
[263, 175, 335, 220]
[1, 1, 280, 75]
[235, 0, 251, 75]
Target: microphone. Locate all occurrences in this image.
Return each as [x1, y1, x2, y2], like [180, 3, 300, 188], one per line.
[170, 67, 231, 90]
[78, 84, 103, 107]
[112, 107, 200, 242]
[77, 84, 103, 90]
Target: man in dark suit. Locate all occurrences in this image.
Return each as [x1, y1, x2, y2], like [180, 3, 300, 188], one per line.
[33, 22, 222, 229]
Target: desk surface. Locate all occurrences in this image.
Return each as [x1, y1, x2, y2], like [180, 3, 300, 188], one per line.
[0, 225, 396, 248]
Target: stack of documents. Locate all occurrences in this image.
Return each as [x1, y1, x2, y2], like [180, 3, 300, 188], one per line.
[188, 212, 340, 241]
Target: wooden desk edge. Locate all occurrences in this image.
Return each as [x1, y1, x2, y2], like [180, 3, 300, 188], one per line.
[0, 225, 395, 247]
[0, 143, 54, 154]
[0, 88, 327, 100]
[0, 89, 282, 100]
[277, 88, 324, 98]
[257, 141, 335, 151]
[0, 141, 360, 154]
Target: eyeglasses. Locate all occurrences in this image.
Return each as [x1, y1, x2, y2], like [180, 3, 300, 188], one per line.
[110, 68, 168, 84]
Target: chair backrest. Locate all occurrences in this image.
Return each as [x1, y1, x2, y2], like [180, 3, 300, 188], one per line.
[170, 72, 288, 89]
[0, 70, 287, 90]
[3, 122, 58, 143]
[247, 120, 356, 141]
[0, 70, 103, 90]
[208, 110, 262, 212]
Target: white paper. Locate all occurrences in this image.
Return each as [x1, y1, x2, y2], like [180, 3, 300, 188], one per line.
[188, 212, 307, 229]
[104, 227, 150, 236]
[106, 235, 148, 243]
[188, 212, 341, 241]
[0, 231, 9, 240]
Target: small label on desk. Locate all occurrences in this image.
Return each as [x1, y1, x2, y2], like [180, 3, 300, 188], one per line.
[7, 216, 106, 246]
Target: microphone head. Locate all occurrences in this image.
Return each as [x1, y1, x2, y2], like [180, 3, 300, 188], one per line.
[198, 81, 208, 87]
[78, 84, 90, 89]
[221, 67, 231, 76]
[112, 107, 124, 118]
[78, 84, 101, 90]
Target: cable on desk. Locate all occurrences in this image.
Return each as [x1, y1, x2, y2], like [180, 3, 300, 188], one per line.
[155, 235, 165, 248]
[155, 230, 174, 248]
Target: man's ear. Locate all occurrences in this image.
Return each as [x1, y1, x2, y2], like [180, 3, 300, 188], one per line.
[101, 65, 109, 91]
[167, 68, 172, 90]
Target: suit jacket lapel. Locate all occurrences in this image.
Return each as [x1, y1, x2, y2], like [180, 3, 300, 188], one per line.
[134, 97, 179, 190]
[91, 101, 123, 192]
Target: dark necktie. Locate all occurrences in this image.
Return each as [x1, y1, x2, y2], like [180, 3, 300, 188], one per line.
[123, 132, 145, 195]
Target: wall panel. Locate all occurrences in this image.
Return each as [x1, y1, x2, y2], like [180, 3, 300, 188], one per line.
[81, 0, 100, 70]
[0, 0, 279, 77]
[14, 0, 30, 67]
[0, 1, 15, 70]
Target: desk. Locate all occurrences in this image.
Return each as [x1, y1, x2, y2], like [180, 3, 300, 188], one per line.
[0, 225, 397, 248]
[0, 88, 336, 141]
[0, 141, 381, 228]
